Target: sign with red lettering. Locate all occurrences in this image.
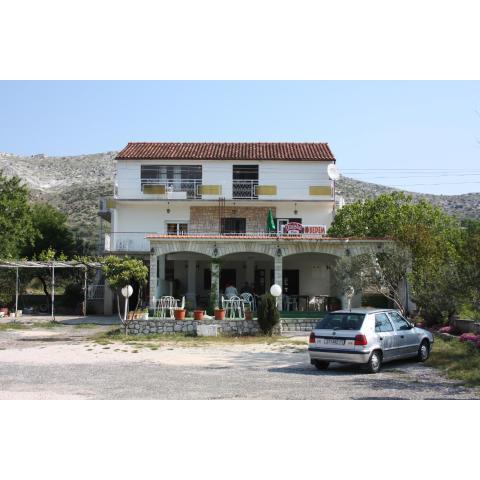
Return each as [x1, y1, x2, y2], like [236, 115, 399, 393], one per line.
[303, 225, 327, 235]
[283, 222, 303, 234]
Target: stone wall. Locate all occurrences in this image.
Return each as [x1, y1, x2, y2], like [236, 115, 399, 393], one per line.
[126, 317, 318, 335]
[453, 319, 480, 334]
[189, 206, 276, 234]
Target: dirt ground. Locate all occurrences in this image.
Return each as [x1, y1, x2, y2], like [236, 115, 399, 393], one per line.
[0, 324, 478, 399]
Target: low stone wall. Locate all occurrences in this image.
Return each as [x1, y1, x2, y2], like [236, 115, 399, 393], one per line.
[126, 317, 319, 335]
[453, 319, 480, 334]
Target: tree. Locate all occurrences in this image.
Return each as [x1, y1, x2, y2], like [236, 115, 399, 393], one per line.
[333, 244, 411, 314]
[101, 256, 148, 333]
[329, 192, 464, 323]
[0, 171, 36, 259]
[21, 203, 79, 259]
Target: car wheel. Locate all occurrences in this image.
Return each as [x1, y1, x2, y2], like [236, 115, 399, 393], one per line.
[365, 350, 382, 374]
[417, 340, 430, 362]
[313, 360, 330, 370]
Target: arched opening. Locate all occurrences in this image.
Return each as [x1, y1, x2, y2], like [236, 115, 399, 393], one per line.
[281, 252, 340, 312]
[155, 251, 212, 309]
[218, 252, 274, 297]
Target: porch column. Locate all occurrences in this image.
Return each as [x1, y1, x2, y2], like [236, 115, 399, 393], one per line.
[186, 259, 197, 308]
[274, 254, 283, 309]
[149, 252, 158, 308]
[211, 261, 220, 309]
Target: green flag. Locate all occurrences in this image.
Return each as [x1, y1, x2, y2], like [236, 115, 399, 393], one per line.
[266, 208, 276, 232]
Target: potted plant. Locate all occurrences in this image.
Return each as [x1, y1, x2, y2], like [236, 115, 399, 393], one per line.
[194, 309, 205, 321]
[214, 307, 225, 321]
[141, 308, 149, 320]
[174, 306, 186, 320]
[244, 307, 253, 321]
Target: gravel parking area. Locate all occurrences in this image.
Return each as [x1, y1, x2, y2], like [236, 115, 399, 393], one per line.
[0, 325, 478, 399]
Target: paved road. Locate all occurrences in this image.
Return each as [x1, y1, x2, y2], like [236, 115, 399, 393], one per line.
[0, 327, 477, 399]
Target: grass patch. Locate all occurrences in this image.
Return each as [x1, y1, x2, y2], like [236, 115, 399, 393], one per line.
[73, 323, 100, 329]
[429, 335, 480, 387]
[90, 328, 304, 349]
[0, 322, 31, 331]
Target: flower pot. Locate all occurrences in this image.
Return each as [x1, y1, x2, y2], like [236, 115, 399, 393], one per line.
[214, 309, 225, 321]
[174, 309, 186, 320]
[194, 310, 205, 321]
[245, 310, 253, 321]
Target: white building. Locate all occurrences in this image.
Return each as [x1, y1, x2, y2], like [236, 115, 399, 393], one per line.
[100, 142, 382, 312]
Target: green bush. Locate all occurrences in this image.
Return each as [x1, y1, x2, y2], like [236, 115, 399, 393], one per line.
[257, 293, 280, 335]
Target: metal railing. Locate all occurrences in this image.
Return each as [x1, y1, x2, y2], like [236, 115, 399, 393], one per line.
[141, 180, 202, 199]
[104, 232, 156, 252]
[232, 180, 259, 199]
[87, 284, 105, 300]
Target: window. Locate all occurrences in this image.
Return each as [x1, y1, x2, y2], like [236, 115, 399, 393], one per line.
[221, 218, 246, 234]
[166, 223, 188, 235]
[388, 311, 411, 331]
[141, 165, 202, 198]
[315, 313, 365, 331]
[233, 165, 259, 199]
[375, 313, 394, 332]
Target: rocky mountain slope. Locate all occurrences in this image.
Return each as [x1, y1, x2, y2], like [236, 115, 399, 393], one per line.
[1, 151, 479, 247]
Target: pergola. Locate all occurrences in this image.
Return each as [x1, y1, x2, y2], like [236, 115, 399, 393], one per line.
[0, 260, 101, 321]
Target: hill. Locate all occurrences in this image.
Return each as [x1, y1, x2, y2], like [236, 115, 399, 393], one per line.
[1, 151, 479, 247]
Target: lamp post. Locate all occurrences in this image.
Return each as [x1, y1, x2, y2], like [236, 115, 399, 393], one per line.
[345, 286, 355, 312]
[121, 285, 133, 323]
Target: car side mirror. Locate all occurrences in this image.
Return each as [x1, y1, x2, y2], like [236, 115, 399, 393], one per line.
[408, 323, 415, 329]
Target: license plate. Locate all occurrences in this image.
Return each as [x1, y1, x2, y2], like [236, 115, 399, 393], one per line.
[324, 338, 345, 345]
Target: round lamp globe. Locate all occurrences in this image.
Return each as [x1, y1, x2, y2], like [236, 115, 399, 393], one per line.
[270, 284, 282, 297]
[121, 285, 134, 298]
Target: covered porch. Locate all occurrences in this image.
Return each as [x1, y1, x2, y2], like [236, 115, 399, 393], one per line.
[147, 235, 384, 314]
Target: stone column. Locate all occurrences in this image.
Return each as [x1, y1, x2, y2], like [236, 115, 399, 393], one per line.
[274, 254, 283, 308]
[211, 261, 220, 309]
[157, 254, 166, 296]
[274, 254, 283, 333]
[186, 258, 197, 308]
[149, 251, 158, 308]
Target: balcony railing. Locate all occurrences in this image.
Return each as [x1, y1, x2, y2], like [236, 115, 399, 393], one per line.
[104, 232, 157, 252]
[232, 180, 259, 199]
[141, 180, 202, 199]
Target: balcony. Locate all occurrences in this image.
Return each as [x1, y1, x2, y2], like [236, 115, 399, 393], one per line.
[141, 180, 203, 199]
[104, 232, 156, 252]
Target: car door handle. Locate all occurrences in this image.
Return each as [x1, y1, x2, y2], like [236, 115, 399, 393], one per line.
[400, 335, 404, 338]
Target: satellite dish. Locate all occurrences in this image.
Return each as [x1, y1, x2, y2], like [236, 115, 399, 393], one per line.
[327, 163, 341, 181]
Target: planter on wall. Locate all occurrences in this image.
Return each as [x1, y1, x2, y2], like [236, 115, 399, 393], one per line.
[194, 310, 205, 321]
[174, 309, 186, 320]
[214, 309, 225, 321]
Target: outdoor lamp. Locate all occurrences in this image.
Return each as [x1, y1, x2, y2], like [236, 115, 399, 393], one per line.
[270, 284, 282, 297]
[276, 247, 282, 257]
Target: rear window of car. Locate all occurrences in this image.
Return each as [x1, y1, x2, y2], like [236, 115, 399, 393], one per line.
[315, 313, 366, 331]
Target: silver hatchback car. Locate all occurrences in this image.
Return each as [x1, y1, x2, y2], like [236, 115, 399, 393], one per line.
[308, 308, 434, 373]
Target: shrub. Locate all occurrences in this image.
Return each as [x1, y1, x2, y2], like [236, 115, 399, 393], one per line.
[459, 333, 480, 344]
[438, 325, 456, 334]
[257, 293, 280, 336]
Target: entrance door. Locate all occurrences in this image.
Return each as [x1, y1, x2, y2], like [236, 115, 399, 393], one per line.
[254, 269, 266, 294]
[283, 270, 299, 295]
[220, 269, 237, 291]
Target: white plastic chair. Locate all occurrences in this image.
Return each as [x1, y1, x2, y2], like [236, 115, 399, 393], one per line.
[227, 295, 244, 319]
[240, 292, 255, 311]
[159, 296, 177, 319]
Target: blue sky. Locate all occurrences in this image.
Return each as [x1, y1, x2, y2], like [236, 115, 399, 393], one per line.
[1, 81, 479, 195]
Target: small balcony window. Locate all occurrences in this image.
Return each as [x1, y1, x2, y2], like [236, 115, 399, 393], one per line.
[167, 223, 188, 235]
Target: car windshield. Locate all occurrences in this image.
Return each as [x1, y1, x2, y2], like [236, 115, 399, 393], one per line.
[315, 313, 366, 331]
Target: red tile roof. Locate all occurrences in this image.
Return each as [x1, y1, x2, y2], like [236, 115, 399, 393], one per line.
[116, 142, 335, 161]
